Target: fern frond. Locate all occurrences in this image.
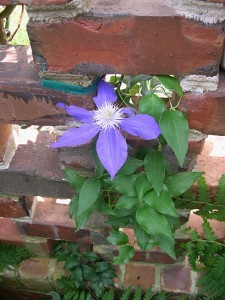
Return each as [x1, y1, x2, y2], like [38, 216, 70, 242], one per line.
[78, 291, 85, 300]
[143, 288, 152, 300]
[197, 254, 225, 299]
[133, 286, 142, 300]
[85, 292, 92, 300]
[214, 174, 225, 204]
[101, 289, 114, 300]
[196, 176, 210, 204]
[121, 286, 132, 300]
[202, 218, 217, 241]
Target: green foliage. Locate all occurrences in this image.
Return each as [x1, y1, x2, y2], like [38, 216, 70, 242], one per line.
[46, 287, 185, 300]
[64, 74, 197, 264]
[51, 241, 115, 298]
[0, 243, 33, 272]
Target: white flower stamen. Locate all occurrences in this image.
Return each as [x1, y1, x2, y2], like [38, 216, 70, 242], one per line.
[92, 102, 124, 130]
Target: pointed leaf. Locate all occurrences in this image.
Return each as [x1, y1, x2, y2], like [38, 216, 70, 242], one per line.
[111, 175, 137, 196]
[75, 208, 92, 231]
[77, 178, 101, 216]
[130, 74, 152, 88]
[165, 172, 203, 197]
[64, 168, 86, 192]
[139, 93, 166, 122]
[134, 221, 151, 250]
[144, 149, 166, 196]
[160, 110, 188, 166]
[136, 206, 174, 241]
[115, 195, 138, 210]
[106, 230, 129, 246]
[153, 236, 176, 259]
[118, 157, 143, 176]
[134, 173, 152, 201]
[155, 75, 183, 98]
[143, 187, 178, 217]
[112, 245, 134, 264]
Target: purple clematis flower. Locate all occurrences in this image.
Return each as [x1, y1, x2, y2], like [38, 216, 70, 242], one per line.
[51, 79, 161, 179]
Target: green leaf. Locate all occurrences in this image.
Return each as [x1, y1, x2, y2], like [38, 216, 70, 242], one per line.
[64, 168, 86, 192]
[67, 242, 79, 254]
[134, 221, 151, 250]
[155, 75, 183, 98]
[94, 192, 116, 216]
[111, 175, 137, 196]
[95, 261, 111, 273]
[70, 266, 83, 283]
[143, 187, 178, 217]
[82, 265, 95, 280]
[64, 255, 80, 269]
[112, 245, 134, 264]
[160, 110, 188, 166]
[69, 195, 78, 219]
[91, 137, 105, 176]
[118, 157, 143, 176]
[153, 235, 176, 259]
[114, 195, 138, 210]
[130, 74, 153, 88]
[136, 205, 174, 241]
[144, 149, 166, 196]
[106, 230, 129, 246]
[75, 208, 92, 231]
[134, 173, 152, 201]
[77, 178, 101, 216]
[165, 172, 203, 197]
[139, 93, 166, 122]
[82, 251, 99, 261]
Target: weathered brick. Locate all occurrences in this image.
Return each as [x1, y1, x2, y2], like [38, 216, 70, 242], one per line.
[0, 196, 28, 218]
[0, 124, 12, 162]
[0, 0, 71, 5]
[180, 71, 225, 135]
[23, 236, 56, 256]
[28, 3, 224, 76]
[0, 268, 21, 289]
[0, 218, 23, 245]
[18, 258, 52, 291]
[124, 262, 155, 290]
[0, 127, 74, 198]
[162, 264, 192, 293]
[0, 45, 95, 126]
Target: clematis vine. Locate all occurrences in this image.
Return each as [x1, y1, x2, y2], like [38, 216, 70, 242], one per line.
[51, 79, 161, 179]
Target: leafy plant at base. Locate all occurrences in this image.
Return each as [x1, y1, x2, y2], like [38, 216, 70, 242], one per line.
[51, 241, 115, 298]
[0, 243, 33, 272]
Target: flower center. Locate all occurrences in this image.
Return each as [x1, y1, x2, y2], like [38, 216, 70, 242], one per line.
[92, 102, 124, 130]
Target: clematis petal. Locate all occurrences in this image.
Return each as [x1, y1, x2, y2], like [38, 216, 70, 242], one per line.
[51, 123, 100, 148]
[93, 79, 117, 107]
[57, 102, 93, 123]
[96, 129, 127, 179]
[120, 107, 136, 117]
[120, 114, 161, 140]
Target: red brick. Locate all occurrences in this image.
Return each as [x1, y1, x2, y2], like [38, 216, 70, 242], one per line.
[0, 127, 74, 198]
[23, 236, 56, 256]
[0, 45, 95, 126]
[0, 196, 28, 218]
[162, 265, 192, 293]
[180, 71, 225, 135]
[18, 258, 52, 291]
[28, 8, 224, 76]
[124, 262, 155, 290]
[0, 218, 23, 245]
[0, 0, 71, 5]
[197, 136, 225, 192]
[188, 212, 225, 240]
[0, 124, 12, 162]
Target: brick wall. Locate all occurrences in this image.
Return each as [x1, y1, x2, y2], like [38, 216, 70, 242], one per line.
[0, 0, 224, 297]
